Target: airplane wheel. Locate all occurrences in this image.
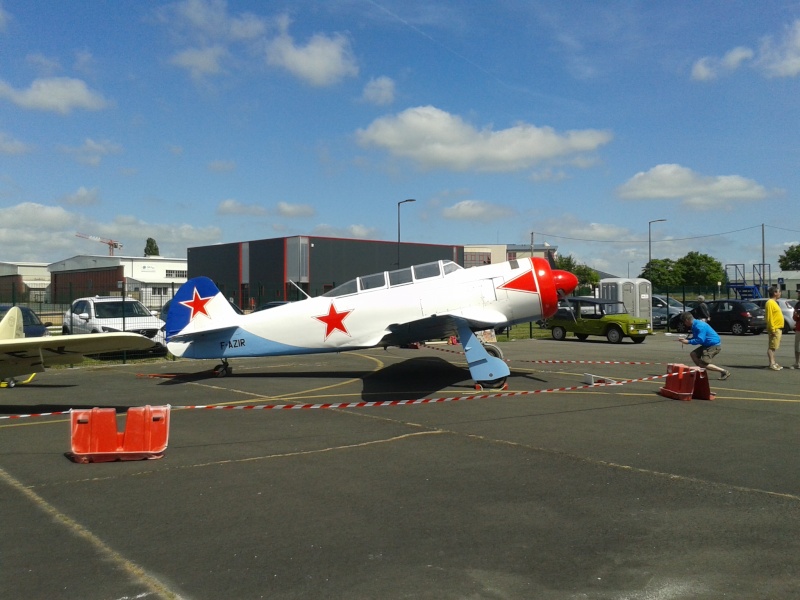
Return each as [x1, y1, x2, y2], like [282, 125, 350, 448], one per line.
[483, 343, 503, 360]
[551, 326, 566, 341]
[476, 377, 507, 391]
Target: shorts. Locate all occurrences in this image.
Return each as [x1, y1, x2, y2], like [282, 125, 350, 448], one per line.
[692, 345, 720, 365]
[768, 330, 782, 351]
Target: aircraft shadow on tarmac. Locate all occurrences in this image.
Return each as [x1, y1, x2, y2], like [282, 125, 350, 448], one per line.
[154, 355, 492, 401]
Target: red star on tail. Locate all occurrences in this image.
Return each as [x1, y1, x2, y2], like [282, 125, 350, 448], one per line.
[180, 288, 213, 320]
[314, 303, 352, 339]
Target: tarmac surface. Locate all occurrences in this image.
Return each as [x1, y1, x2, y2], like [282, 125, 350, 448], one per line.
[1, 331, 799, 600]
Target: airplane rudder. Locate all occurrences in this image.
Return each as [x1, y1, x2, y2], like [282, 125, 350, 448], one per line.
[0, 306, 24, 340]
[166, 276, 221, 339]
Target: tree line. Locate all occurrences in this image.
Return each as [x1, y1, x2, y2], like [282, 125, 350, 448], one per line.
[556, 244, 800, 292]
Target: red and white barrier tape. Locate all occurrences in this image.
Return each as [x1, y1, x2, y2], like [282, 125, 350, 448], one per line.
[423, 344, 660, 365]
[0, 373, 672, 420]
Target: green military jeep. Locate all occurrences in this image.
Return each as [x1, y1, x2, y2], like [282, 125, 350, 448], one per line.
[547, 297, 652, 344]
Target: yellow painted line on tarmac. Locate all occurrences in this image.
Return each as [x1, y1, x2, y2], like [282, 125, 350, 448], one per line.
[0, 466, 182, 599]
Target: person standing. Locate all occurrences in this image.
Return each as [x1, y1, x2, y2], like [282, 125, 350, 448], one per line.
[679, 312, 730, 380]
[693, 295, 711, 322]
[792, 301, 800, 370]
[765, 286, 784, 371]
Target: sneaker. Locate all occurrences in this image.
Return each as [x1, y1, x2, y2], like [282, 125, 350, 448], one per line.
[791, 364, 800, 370]
[720, 370, 731, 381]
[769, 363, 783, 371]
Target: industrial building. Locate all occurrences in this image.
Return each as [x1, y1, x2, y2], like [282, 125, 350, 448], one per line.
[0, 262, 51, 303]
[49, 255, 187, 310]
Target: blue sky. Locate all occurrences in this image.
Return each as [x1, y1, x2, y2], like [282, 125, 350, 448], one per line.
[1, 1, 799, 278]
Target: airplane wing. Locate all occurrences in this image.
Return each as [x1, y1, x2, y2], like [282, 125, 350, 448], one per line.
[381, 308, 509, 347]
[0, 332, 157, 380]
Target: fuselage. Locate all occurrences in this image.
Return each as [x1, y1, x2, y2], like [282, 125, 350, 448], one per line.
[167, 257, 578, 360]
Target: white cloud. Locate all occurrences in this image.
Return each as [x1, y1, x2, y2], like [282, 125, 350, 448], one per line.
[362, 76, 395, 106]
[266, 14, 358, 86]
[0, 77, 110, 114]
[0, 203, 220, 261]
[26, 53, 62, 75]
[442, 200, 514, 221]
[60, 138, 123, 166]
[692, 19, 800, 81]
[73, 49, 95, 74]
[170, 45, 229, 79]
[0, 4, 9, 32]
[691, 46, 754, 81]
[61, 186, 100, 206]
[617, 164, 770, 209]
[207, 158, 236, 173]
[216, 198, 266, 216]
[276, 201, 314, 218]
[311, 223, 377, 238]
[757, 19, 800, 77]
[172, 0, 266, 43]
[356, 105, 612, 172]
[0, 132, 33, 155]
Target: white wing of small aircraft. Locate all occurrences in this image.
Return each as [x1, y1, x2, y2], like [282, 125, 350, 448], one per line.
[166, 258, 578, 389]
[0, 306, 158, 388]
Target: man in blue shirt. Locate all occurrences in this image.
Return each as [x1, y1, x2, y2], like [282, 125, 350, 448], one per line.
[679, 312, 731, 380]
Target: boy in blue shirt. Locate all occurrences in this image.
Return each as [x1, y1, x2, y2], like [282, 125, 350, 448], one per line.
[679, 312, 731, 380]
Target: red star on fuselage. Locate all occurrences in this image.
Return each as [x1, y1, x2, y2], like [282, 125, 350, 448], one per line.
[180, 288, 213, 320]
[314, 303, 352, 340]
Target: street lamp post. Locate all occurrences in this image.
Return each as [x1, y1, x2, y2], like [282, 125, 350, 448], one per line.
[648, 219, 666, 267]
[397, 198, 416, 267]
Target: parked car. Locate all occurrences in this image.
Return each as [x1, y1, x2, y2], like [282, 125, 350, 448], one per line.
[63, 296, 165, 347]
[651, 295, 685, 328]
[547, 297, 651, 343]
[751, 298, 796, 333]
[669, 299, 765, 335]
[0, 305, 52, 337]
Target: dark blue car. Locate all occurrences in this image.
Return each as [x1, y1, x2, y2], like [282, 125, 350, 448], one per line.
[0, 305, 52, 337]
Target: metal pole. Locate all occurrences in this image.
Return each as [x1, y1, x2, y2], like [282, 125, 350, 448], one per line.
[648, 219, 666, 266]
[397, 199, 415, 267]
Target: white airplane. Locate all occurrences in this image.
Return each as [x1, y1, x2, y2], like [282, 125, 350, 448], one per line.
[0, 306, 158, 388]
[166, 258, 578, 389]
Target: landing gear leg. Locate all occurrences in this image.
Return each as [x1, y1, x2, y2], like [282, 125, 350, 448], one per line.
[213, 359, 233, 377]
[476, 344, 508, 391]
[454, 320, 510, 391]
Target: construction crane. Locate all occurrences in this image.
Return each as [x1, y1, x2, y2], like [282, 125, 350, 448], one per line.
[75, 232, 123, 256]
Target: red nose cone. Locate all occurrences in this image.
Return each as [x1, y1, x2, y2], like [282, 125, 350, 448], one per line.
[552, 270, 579, 298]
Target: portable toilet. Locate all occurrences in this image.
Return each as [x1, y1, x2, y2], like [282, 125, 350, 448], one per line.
[599, 278, 653, 329]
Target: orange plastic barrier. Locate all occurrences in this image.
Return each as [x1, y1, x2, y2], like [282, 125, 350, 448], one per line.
[658, 363, 715, 402]
[69, 405, 171, 463]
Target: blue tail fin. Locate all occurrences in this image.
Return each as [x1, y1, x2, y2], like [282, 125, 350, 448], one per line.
[166, 276, 234, 341]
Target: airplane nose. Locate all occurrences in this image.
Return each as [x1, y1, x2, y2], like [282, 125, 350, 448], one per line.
[552, 270, 579, 299]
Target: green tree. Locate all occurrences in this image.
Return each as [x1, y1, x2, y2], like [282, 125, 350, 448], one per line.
[574, 264, 600, 288]
[554, 254, 579, 272]
[640, 258, 682, 289]
[675, 251, 724, 287]
[144, 237, 160, 257]
[778, 244, 800, 270]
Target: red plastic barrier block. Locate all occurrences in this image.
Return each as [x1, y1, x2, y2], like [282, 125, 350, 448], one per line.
[69, 405, 170, 463]
[659, 363, 716, 402]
